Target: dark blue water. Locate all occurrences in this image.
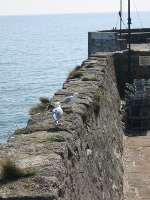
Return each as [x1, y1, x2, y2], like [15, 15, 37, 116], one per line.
[0, 12, 150, 143]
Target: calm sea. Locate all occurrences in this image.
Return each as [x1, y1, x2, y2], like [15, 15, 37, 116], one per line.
[0, 12, 150, 143]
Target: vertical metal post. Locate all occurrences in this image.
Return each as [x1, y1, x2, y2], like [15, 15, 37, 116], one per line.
[128, 0, 131, 83]
[120, 0, 122, 39]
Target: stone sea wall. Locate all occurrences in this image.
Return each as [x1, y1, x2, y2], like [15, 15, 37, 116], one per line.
[0, 52, 124, 200]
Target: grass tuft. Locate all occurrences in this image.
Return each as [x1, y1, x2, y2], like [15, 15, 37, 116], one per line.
[39, 97, 50, 104]
[67, 66, 83, 79]
[75, 65, 82, 70]
[82, 77, 90, 81]
[14, 128, 33, 135]
[28, 96, 50, 115]
[81, 112, 88, 123]
[78, 93, 84, 99]
[82, 77, 98, 81]
[43, 137, 56, 142]
[1, 159, 36, 179]
[90, 77, 98, 81]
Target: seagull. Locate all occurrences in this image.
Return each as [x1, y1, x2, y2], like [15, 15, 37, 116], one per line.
[52, 102, 63, 126]
[61, 92, 78, 105]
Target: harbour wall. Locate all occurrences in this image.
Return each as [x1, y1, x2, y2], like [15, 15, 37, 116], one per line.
[1, 29, 150, 199]
[0, 52, 124, 200]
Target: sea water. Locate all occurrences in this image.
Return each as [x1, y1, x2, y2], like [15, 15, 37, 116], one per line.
[0, 12, 150, 143]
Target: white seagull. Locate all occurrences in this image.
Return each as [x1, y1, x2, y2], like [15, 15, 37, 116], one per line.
[52, 102, 63, 126]
[61, 92, 78, 105]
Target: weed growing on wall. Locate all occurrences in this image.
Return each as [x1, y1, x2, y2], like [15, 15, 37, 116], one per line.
[14, 128, 33, 135]
[82, 77, 98, 81]
[1, 159, 36, 179]
[67, 65, 83, 79]
[28, 96, 51, 115]
[43, 137, 56, 142]
[81, 112, 88, 123]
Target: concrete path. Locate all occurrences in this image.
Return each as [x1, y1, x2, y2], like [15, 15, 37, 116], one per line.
[123, 130, 150, 200]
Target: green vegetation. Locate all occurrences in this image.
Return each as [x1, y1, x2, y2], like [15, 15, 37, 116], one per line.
[28, 96, 50, 115]
[72, 135, 77, 141]
[82, 77, 90, 81]
[92, 89, 103, 115]
[81, 112, 88, 123]
[93, 91, 101, 101]
[81, 89, 103, 123]
[67, 66, 83, 79]
[14, 128, 33, 135]
[67, 70, 83, 79]
[39, 97, 50, 104]
[75, 65, 82, 70]
[28, 103, 46, 115]
[92, 101, 100, 115]
[82, 77, 98, 81]
[43, 137, 56, 142]
[78, 93, 84, 99]
[79, 87, 104, 124]
[1, 159, 36, 179]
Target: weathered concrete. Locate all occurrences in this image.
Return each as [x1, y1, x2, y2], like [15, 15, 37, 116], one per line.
[88, 31, 127, 56]
[88, 28, 150, 57]
[123, 129, 150, 200]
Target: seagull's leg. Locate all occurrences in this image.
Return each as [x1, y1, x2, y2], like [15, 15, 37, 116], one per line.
[71, 105, 75, 112]
[54, 120, 62, 126]
[56, 121, 62, 126]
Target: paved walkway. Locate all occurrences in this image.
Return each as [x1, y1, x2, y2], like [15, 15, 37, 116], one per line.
[123, 130, 150, 200]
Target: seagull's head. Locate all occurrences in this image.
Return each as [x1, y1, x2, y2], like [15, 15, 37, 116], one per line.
[54, 102, 61, 108]
[73, 92, 78, 97]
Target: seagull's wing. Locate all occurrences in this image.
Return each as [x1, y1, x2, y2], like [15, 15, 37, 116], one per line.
[52, 108, 63, 121]
[61, 96, 72, 104]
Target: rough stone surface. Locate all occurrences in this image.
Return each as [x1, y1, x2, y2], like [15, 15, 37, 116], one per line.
[0, 53, 124, 200]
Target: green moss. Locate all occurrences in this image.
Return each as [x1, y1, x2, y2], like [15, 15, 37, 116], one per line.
[93, 92, 101, 101]
[82, 77, 90, 81]
[14, 128, 33, 135]
[78, 93, 84, 99]
[43, 137, 56, 142]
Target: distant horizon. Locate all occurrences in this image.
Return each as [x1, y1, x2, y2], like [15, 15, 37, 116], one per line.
[0, 10, 150, 17]
[0, 0, 149, 16]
